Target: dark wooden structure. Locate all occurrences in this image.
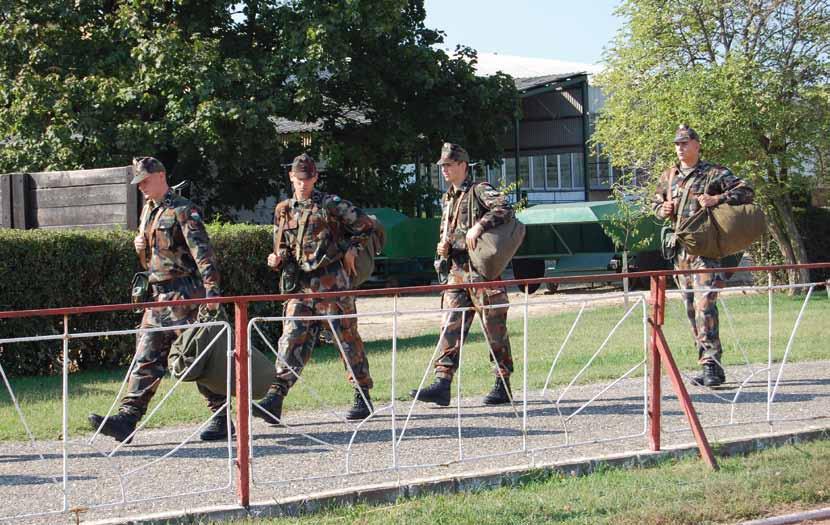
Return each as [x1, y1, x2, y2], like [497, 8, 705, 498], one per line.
[0, 166, 142, 230]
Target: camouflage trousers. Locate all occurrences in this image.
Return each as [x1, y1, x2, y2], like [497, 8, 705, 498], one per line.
[121, 279, 226, 419]
[434, 259, 513, 380]
[272, 261, 372, 395]
[674, 249, 725, 364]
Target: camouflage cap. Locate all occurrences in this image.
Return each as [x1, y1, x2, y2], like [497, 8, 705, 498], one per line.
[436, 142, 470, 165]
[290, 153, 318, 180]
[130, 156, 166, 184]
[673, 124, 700, 143]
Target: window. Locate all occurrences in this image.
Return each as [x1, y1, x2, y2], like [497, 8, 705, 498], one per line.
[504, 157, 516, 188]
[532, 156, 545, 189]
[545, 155, 560, 189]
[572, 152, 584, 189]
[518, 157, 530, 189]
[560, 154, 573, 189]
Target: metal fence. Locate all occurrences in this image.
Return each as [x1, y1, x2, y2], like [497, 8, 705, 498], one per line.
[0, 262, 828, 522]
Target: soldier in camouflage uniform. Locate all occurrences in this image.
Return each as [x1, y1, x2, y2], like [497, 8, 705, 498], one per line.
[252, 153, 375, 424]
[409, 143, 514, 407]
[653, 125, 754, 387]
[88, 157, 230, 443]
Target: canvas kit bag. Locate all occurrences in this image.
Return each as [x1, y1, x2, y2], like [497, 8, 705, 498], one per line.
[349, 215, 386, 288]
[674, 168, 766, 259]
[466, 183, 526, 280]
[168, 307, 275, 398]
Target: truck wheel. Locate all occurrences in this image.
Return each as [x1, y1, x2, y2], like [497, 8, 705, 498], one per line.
[512, 259, 545, 294]
[545, 282, 559, 293]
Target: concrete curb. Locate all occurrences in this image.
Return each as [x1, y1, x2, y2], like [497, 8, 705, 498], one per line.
[86, 426, 830, 525]
[739, 507, 830, 525]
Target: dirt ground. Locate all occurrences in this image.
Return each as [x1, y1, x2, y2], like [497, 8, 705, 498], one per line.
[354, 283, 649, 341]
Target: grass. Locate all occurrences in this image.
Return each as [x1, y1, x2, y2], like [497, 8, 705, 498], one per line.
[221, 437, 830, 525]
[0, 291, 827, 441]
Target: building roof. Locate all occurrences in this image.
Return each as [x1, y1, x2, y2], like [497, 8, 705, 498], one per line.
[514, 72, 588, 94]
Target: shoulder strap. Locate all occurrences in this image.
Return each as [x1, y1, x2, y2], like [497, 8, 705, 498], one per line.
[142, 206, 164, 269]
[273, 200, 291, 255]
[294, 208, 313, 261]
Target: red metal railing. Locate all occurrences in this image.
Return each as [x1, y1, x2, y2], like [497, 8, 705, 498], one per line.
[2, 262, 829, 507]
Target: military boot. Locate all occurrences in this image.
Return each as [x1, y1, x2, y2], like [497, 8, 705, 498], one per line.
[482, 377, 513, 405]
[200, 407, 236, 442]
[252, 391, 284, 425]
[345, 387, 373, 421]
[692, 362, 725, 387]
[409, 377, 452, 407]
[88, 412, 138, 443]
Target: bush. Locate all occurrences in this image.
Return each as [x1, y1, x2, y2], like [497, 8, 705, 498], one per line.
[0, 224, 279, 376]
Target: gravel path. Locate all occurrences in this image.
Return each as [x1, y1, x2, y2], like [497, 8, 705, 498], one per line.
[2, 357, 829, 524]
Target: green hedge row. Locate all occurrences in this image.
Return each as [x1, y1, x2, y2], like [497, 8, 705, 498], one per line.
[0, 224, 280, 376]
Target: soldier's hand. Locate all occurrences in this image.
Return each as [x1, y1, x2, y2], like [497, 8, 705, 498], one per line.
[697, 194, 721, 208]
[465, 223, 484, 250]
[436, 240, 450, 257]
[267, 252, 282, 270]
[343, 247, 358, 276]
[133, 234, 146, 253]
[661, 201, 674, 218]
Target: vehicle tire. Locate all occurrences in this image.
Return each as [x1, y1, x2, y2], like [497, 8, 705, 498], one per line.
[511, 258, 545, 294]
[545, 282, 559, 293]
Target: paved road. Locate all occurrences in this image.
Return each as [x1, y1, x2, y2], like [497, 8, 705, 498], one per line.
[2, 359, 828, 524]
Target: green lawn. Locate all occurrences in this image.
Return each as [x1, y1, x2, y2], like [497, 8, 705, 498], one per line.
[0, 292, 827, 441]
[223, 437, 830, 525]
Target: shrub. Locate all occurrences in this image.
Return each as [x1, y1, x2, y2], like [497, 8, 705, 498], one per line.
[0, 224, 279, 376]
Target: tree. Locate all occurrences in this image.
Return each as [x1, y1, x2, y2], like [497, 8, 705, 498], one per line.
[0, 0, 517, 217]
[593, 0, 830, 286]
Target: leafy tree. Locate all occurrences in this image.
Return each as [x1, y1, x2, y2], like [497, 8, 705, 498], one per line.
[593, 0, 830, 285]
[0, 0, 517, 218]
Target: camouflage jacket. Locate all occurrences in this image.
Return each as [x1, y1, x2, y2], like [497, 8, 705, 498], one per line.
[141, 190, 221, 297]
[652, 160, 754, 222]
[275, 189, 374, 273]
[440, 175, 514, 254]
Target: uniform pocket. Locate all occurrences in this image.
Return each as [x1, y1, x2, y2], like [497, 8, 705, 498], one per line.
[155, 217, 177, 250]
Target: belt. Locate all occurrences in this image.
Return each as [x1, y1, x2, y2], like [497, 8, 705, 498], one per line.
[151, 275, 199, 294]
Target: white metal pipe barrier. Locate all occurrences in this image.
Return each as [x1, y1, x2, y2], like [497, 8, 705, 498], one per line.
[244, 289, 651, 490]
[661, 275, 829, 435]
[0, 318, 234, 522]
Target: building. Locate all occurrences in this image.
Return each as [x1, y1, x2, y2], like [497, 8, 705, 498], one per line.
[429, 72, 621, 205]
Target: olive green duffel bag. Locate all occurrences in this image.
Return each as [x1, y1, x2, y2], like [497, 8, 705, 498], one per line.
[469, 218, 526, 281]
[350, 215, 387, 288]
[676, 203, 766, 259]
[168, 308, 275, 398]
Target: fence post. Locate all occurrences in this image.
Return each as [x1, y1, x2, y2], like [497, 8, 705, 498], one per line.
[648, 276, 664, 451]
[234, 301, 250, 507]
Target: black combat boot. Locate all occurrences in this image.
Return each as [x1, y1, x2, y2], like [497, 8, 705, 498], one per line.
[88, 412, 138, 443]
[482, 377, 513, 405]
[409, 377, 452, 407]
[692, 362, 725, 387]
[345, 387, 373, 420]
[252, 391, 284, 425]
[200, 407, 236, 442]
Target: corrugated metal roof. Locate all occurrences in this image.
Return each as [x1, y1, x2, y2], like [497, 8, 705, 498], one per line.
[514, 72, 586, 93]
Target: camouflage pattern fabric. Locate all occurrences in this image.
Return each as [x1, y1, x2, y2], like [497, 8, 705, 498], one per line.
[652, 160, 753, 365]
[651, 160, 754, 222]
[433, 175, 514, 380]
[435, 260, 513, 380]
[271, 261, 372, 395]
[442, 175, 514, 253]
[143, 190, 221, 298]
[674, 249, 724, 364]
[120, 190, 225, 418]
[275, 189, 375, 273]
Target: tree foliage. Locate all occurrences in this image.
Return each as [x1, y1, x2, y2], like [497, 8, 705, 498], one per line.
[593, 0, 830, 284]
[0, 0, 517, 216]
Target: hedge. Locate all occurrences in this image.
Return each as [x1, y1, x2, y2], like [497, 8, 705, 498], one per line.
[0, 224, 280, 376]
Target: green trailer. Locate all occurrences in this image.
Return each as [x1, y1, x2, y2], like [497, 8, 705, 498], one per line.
[363, 208, 440, 287]
[512, 200, 667, 293]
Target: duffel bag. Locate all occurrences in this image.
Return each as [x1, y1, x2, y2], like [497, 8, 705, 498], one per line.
[168, 308, 275, 398]
[469, 218, 526, 280]
[676, 203, 765, 259]
[350, 215, 387, 288]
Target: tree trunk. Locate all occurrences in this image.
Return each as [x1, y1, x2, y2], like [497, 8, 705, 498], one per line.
[767, 197, 811, 289]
